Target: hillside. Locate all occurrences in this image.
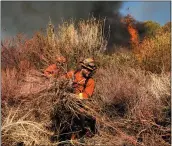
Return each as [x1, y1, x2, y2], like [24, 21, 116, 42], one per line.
[1, 18, 171, 146]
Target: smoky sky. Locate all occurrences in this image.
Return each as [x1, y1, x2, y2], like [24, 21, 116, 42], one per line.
[1, 1, 123, 38]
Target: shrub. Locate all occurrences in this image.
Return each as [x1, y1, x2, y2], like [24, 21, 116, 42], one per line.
[1, 18, 171, 146]
[134, 31, 170, 73]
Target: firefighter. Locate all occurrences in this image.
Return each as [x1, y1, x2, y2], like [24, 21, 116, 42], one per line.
[58, 58, 97, 143]
[44, 56, 67, 78]
[65, 58, 96, 99]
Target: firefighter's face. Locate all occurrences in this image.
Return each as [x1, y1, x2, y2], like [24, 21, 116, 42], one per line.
[57, 62, 64, 66]
[81, 68, 91, 77]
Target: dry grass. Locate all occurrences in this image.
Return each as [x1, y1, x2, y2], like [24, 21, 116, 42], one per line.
[1, 18, 171, 146]
[2, 107, 53, 146]
[2, 68, 21, 102]
[2, 66, 170, 146]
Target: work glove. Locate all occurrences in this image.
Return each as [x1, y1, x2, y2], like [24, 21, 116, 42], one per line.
[53, 70, 60, 78]
[77, 93, 84, 100]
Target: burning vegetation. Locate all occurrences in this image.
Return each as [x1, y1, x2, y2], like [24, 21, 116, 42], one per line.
[121, 14, 139, 46]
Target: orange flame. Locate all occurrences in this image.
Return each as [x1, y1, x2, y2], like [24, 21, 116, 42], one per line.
[121, 15, 142, 62]
[128, 24, 139, 45]
[122, 14, 139, 46]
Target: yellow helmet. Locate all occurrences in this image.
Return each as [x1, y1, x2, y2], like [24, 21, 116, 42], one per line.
[80, 58, 96, 71]
[56, 56, 66, 63]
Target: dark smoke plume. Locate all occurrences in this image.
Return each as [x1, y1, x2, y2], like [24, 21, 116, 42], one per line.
[90, 2, 130, 49]
[1, 2, 121, 35]
[1, 1, 145, 51]
[90, 2, 147, 51]
[1, 2, 92, 37]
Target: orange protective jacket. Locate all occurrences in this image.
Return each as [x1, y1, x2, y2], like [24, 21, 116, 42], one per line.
[65, 70, 95, 99]
[44, 64, 61, 77]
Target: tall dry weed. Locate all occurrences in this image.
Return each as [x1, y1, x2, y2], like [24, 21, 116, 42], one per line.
[2, 106, 53, 146]
[2, 68, 21, 102]
[94, 60, 170, 145]
[1, 17, 171, 146]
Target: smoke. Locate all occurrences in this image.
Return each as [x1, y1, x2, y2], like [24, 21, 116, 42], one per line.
[1, 2, 122, 36]
[2, 1, 146, 51]
[90, 2, 131, 50]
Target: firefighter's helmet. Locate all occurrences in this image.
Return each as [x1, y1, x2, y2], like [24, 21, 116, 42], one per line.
[80, 58, 96, 71]
[56, 56, 66, 63]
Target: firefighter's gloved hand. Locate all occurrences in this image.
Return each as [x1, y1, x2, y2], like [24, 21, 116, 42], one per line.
[77, 93, 84, 100]
[48, 74, 56, 79]
[75, 94, 83, 100]
[47, 74, 53, 78]
[53, 70, 60, 78]
[74, 95, 82, 100]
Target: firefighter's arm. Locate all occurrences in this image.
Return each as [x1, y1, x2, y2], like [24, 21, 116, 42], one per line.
[78, 79, 95, 99]
[44, 64, 57, 77]
[61, 70, 74, 79]
[44, 69, 53, 77]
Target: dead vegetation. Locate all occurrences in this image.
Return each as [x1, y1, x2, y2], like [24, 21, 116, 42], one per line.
[1, 18, 171, 146]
